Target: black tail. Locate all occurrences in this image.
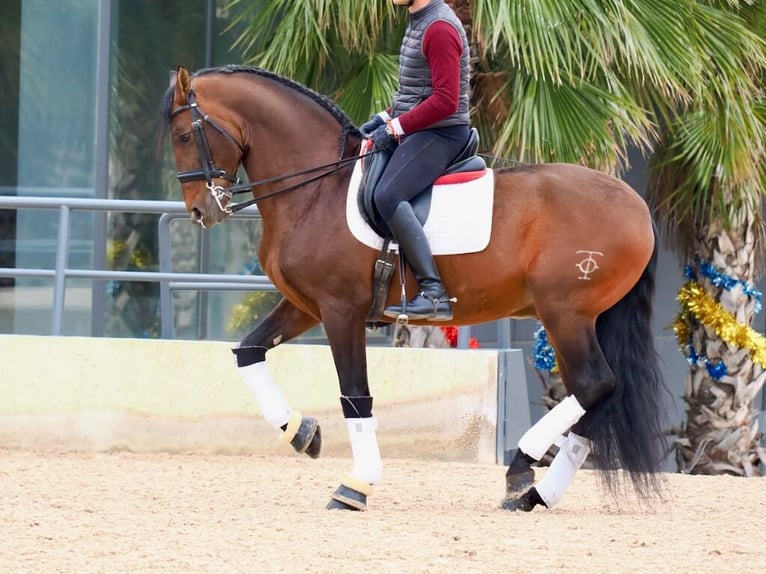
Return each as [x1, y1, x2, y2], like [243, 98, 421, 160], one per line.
[576, 223, 670, 496]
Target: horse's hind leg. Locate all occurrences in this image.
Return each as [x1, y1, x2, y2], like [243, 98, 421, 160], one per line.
[232, 298, 321, 457]
[502, 316, 614, 511]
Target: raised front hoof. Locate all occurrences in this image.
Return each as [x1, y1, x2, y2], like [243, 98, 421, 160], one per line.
[290, 417, 321, 459]
[500, 487, 546, 512]
[326, 484, 368, 511]
[505, 468, 535, 496]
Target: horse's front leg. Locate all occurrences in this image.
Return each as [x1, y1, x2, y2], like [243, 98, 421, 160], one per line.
[232, 297, 322, 457]
[320, 309, 381, 511]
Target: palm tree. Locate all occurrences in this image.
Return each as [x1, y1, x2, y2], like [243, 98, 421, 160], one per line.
[227, 0, 766, 474]
[646, 2, 766, 475]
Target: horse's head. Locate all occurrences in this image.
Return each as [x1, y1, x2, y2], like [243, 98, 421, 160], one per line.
[165, 66, 245, 228]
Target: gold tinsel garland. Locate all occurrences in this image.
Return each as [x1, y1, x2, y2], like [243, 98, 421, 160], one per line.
[674, 281, 766, 367]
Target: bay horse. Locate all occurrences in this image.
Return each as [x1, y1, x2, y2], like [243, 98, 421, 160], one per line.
[162, 65, 668, 511]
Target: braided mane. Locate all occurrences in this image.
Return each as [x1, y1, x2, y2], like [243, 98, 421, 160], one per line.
[160, 65, 361, 157]
[194, 65, 360, 134]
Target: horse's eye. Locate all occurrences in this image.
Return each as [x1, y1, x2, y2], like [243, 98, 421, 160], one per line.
[179, 132, 192, 143]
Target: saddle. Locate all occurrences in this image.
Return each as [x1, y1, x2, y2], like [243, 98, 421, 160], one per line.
[359, 128, 487, 324]
[357, 127, 486, 238]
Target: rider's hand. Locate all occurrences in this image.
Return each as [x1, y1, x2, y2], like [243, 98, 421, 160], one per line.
[358, 113, 387, 138]
[371, 124, 399, 152]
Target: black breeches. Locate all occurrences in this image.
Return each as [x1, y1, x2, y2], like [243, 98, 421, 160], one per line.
[373, 125, 469, 222]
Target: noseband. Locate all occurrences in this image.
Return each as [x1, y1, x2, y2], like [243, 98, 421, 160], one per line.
[169, 89, 244, 214]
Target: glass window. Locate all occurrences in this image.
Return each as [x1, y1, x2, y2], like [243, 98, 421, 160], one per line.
[0, 0, 99, 335]
[105, 0, 264, 340]
[0, 0, 388, 344]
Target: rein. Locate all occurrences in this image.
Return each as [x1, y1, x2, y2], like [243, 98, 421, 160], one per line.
[169, 88, 376, 215]
[223, 150, 377, 213]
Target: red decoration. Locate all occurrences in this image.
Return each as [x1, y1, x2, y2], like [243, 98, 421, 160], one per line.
[440, 326, 479, 349]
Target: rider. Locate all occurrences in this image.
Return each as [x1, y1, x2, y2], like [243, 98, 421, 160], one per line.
[359, 0, 470, 322]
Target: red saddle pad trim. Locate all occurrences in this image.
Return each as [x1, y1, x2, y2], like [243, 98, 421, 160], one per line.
[434, 169, 487, 186]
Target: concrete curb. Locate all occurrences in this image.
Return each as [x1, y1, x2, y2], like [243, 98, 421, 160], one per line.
[0, 335, 500, 462]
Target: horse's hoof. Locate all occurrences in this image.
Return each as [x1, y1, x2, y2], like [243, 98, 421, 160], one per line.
[500, 487, 545, 512]
[505, 468, 535, 495]
[500, 496, 533, 512]
[304, 424, 321, 458]
[289, 416, 321, 459]
[326, 497, 364, 511]
[326, 484, 368, 511]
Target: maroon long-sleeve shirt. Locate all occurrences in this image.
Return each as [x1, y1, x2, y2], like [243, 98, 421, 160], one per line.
[391, 21, 463, 135]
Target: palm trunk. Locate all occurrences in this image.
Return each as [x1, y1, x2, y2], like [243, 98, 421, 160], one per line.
[675, 194, 766, 476]
[446, 0, 511, 160]
[446, 0, 482, 106]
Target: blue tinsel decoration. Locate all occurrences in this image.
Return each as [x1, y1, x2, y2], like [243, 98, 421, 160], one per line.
[533, 326, 557, 371]
[681, 261, 758, 379]
[684, 262, 762, 314]
[684, 335, 727, 380]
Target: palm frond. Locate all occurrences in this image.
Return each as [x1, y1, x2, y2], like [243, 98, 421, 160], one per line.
[475, 0, 706, 99]
[226, 0, 403, 120]
[478, 71, 653, 172]
[648, 96, 766, 252]
[332, 54, 400, 124]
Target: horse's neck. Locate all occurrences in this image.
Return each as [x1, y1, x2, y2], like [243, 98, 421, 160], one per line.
[240, 136, 354, 226]
[231, 74, 358, 225]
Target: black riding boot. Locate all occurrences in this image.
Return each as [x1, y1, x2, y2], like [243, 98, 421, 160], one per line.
[383, 202, 454, 321]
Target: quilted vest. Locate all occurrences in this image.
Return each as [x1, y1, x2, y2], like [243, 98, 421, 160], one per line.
[391, 0, 470, 129]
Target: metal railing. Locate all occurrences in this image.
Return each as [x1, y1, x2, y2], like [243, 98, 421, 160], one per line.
[0, 196, 271, 336]
[0, 195, 483, 345]
[156, 209, 275, 338]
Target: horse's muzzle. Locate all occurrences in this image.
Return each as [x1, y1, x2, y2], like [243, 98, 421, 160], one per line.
[189, 194, 228, 228]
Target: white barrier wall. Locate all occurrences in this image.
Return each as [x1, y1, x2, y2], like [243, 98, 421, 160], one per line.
[0, 335, 500, 463]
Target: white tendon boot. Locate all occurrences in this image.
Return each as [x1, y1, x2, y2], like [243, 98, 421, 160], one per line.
[517, 395, 586, 460]
[238, 361, 292, 430]
[328, 417, 382, 511]
[345, 416, 383, 487]
[534, 432, 592, 508]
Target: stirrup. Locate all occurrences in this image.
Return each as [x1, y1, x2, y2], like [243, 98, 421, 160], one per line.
[383, 292, 456, 322]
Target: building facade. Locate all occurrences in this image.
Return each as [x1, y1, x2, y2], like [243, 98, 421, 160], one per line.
[0, 0, 275, 340]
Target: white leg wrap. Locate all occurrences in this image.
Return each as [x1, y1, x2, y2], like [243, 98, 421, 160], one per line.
[238, 362, 292, 430]
[535, 432, 591, 508]
[346, 417, 383, 485]
[517, 395, 586, 460]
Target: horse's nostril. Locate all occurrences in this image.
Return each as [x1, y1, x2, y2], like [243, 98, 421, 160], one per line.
[191, 207, 202, 221]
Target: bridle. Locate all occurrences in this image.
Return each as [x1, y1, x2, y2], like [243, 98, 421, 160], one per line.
[169, 88, 376, 216]
[169, 89, 245, 214]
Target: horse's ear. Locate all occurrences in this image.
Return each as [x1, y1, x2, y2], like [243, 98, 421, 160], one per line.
[174, 65, 192, 105]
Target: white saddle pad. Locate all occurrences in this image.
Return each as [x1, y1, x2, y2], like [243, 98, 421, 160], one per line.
[345, 159, 494, 255]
